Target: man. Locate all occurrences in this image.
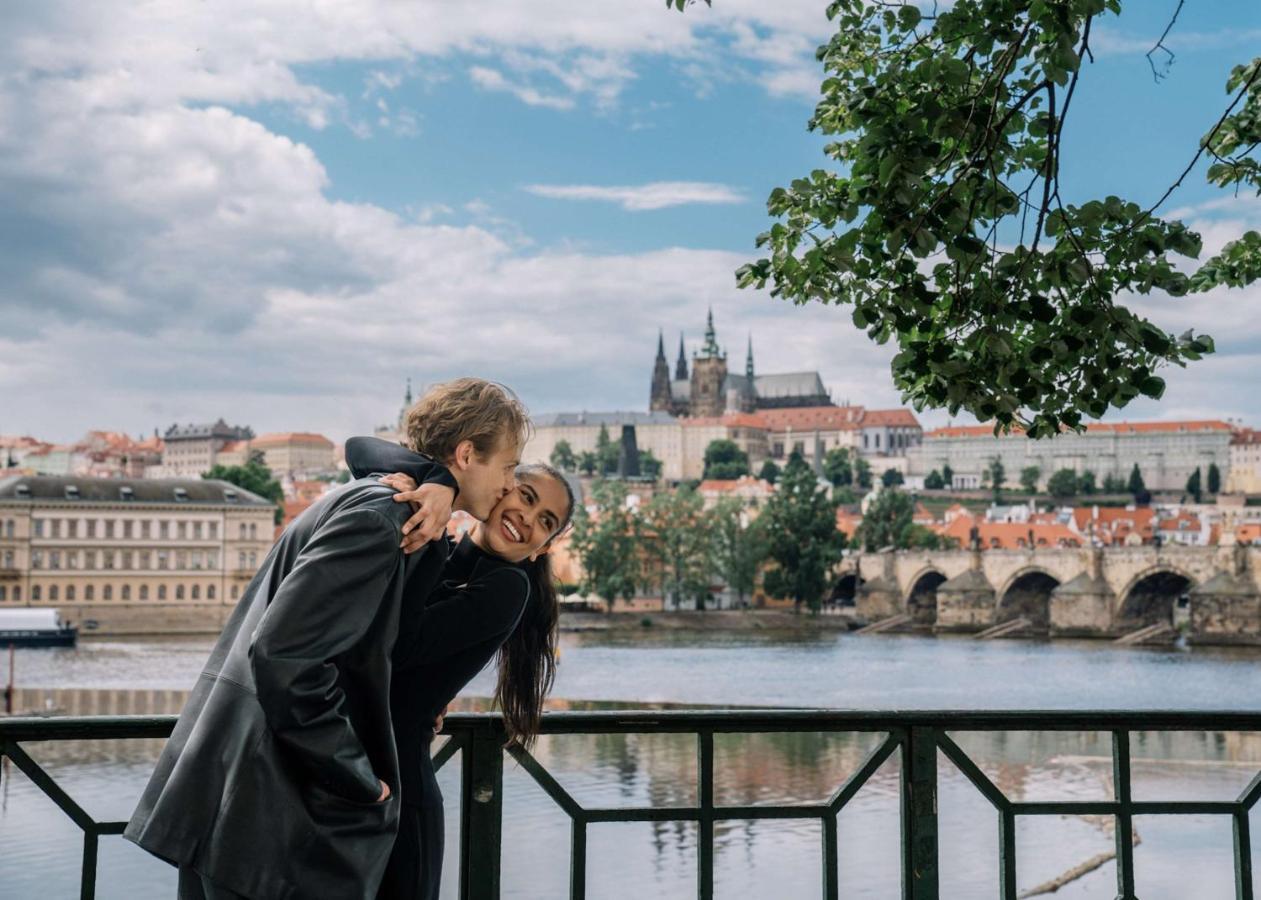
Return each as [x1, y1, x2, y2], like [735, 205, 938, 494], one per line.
[125, 378, 529, 900]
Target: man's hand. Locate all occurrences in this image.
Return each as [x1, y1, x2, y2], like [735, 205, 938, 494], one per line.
[377, 779, 391, 802]
[377, 474, 455, 552]
[433, 703, 449, 734]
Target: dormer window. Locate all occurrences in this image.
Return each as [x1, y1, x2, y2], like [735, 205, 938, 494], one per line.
[15, 484, 31, 499]
[173, 487, 189, 502]
[223, 489, 238, 503]
[64, 485, 81, 500]
[119, 486, 135, 501]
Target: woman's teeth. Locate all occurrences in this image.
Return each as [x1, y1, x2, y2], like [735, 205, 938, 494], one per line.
[503, 519, 522, 542]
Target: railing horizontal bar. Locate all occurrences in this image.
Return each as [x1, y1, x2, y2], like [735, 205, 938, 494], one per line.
[1131, 801, 1241, 815]
[585, 806, 701, 823]
[92, 822, 128, 836]
[8, 710, 1261, 741]
[1009, 800, 1243, 816]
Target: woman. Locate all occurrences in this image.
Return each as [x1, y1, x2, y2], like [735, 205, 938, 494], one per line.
[344, 437, 575, 900]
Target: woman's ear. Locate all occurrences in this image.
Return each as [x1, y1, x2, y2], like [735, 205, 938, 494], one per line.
[528, 544, 551, 563]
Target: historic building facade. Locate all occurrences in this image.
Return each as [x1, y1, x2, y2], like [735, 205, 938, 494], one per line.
[908, 420, 1234, 492]
[650, 310, 832, 418]
[1229, 428, 1261, 494]
[160, 420, 255, 477]
[0, 475, 275, 619]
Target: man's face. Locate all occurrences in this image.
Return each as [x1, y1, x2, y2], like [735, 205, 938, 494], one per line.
[457, 438, 520, 520]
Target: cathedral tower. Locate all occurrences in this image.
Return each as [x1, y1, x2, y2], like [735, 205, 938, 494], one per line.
[689, 308, 729, 418]
[650, 329, 674, 413]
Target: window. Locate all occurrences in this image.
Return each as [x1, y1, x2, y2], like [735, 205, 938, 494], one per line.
[178, 522, 187, 540]
[207, 585, 216, 600]
[207, 552, 218, 569]
[121, 584, 131, 600]
[238, 551, 246, 569]
[50, 550, 61, 570]
[160, 521, 169, 539]
[194, 522, 203, 540]
[176, 585, 185, 600]
[238, 522, 247, 540]
[68, 551, 78, 570]
[86, 519, 96, 538]
[104, 552, 114, 570]
[123, 551, 133, 569]
[141, 521, 151, 539]
[33, 519, 44, 538]
[3, 520, 11, 538]
[176, 551, 187, 570]
[209, 522, 218, 539]
[191, 584, 200, 600]
[140, 551, 151, 570]
[158, 585, 167, 601]
[84, 551, 95, 570]
[231, 584, 239, 600]
[158, 551, 169, 570]
[105, 520, 115, 539]
[12, 586, 18, 602]
[31, 585, 41, 601]
[3, 550, 13, 568]
[124, 520, 133, 539]
[139, 585, 149, 600]
[0, 586, 6, 602]
[103, 585, 112, 601]
[67, 519, 78, 538]
[191, 551, 202, 570]
[249, 523, 257, 540]
[51, 519, 61, 538]
[66, 585, 75, 601]
[84, 585, 93, 601]
[248, 551, 257, 568]
[49, 585, 58, 601]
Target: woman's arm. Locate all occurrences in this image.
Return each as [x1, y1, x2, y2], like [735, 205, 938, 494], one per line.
[344, 436, 459, 498]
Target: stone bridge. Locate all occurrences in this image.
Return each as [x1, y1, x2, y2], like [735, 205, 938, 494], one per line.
[836, 544, 1261, 642]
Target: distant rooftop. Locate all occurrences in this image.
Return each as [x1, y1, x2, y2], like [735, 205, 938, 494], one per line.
[535, 411, 678, 428]
[0, 475, 273, 507]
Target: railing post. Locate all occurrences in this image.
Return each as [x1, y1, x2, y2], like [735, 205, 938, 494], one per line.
[697, 729, 714, 900]
[901, 726, 939, 900]
[1113, 731, 1138, 900]
[460, 729, 504, 900]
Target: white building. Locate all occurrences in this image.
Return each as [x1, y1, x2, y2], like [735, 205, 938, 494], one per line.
[1228, 428, 1261, 494]
[908, 420, 1233, 493]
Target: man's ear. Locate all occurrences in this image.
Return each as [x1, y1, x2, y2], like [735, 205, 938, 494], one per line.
[451, 439, 476, 472]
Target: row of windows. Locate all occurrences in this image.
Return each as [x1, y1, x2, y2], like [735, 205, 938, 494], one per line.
[30, 549, 225, 571]
[0, 582, 242, 602]
[21, 518, 264, 541]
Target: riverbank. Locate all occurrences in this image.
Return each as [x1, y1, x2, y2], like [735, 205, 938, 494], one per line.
[559, 609, 855, 633]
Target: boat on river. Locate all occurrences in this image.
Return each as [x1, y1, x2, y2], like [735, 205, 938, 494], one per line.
[0, 608, 78, 647]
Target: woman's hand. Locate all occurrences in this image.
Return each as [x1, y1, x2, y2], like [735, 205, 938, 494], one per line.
[377, 779, 391, 802]
[378, 474, 454, 552]
[433, 703, 449, 734]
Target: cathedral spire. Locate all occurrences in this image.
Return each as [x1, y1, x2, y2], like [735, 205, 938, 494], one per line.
[746, 334, 755, 380]
[404, 377, 413, 407]
[700, 307, 722, 358]
[656, 328, 666, 361]
[675, 332, 688, 380]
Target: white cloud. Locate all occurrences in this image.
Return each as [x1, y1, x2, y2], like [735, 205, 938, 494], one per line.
[468, 66, 575, 110]
[523, 181, 745, 211]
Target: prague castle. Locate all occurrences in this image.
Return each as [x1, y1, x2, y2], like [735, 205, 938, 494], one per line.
[650, 309, 832, 418]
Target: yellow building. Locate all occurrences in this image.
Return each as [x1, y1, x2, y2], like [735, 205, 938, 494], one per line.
[250, 432, 336, 476]
[1229, 429, 1261, 494]
[0, 475, 275, 631]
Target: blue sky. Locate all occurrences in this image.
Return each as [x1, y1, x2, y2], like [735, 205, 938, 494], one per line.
[3, 1, 1260, 444]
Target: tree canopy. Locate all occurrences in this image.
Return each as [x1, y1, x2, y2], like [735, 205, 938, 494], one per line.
[722, 0, 1258, 436]
[704, 439, 750, 480]
[761, 450, 847, 612]
[204, 460, 284, 523]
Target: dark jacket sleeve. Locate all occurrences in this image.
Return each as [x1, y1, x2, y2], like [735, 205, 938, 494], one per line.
[249, 507, 401, 802]
[345, 436, 458, 497]
[396, 565, 530, 671]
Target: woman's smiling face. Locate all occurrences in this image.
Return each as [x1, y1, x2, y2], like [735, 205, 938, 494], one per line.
[476, 471, 571, 563]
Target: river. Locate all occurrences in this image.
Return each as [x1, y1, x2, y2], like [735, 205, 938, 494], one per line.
[3, 629, 1260, 898]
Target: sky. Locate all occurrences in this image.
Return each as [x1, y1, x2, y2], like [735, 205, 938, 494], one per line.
[2, 0, 1260, 444]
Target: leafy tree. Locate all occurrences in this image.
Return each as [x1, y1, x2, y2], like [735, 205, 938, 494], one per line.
[822, 447, 853, 486]
[578, 451, 598, 477]
[595, 425, 619, 476]
[703, 439, 749, 480]
[761, 452, 846, 613]
[854, 489, 913, 552]
[758, 459, 781, 485]
[1046, 468, 1079, 499]
[1186, 467, 1203, 504]
[881, 467, 904, 488]
[853, 457, 873, 490]
[550, 440, 577, 473]
[924, 469, 945, 490]
[638, 449, 663, 480]
[569, 480, 639, 612]
[204, 461, 283, 524]
[902, 524, 956, 551]
[1077, 470, 1097, 496]
[942, 465, 954, 489]
[729, 1, 1252, 436]
[1019, 466, 1041, 494]
[1128, 463, 1146, 497]
[1102, 473, 1126, 493]
[1208, 463, 1222, 495]
[708, 497, 768, 608]
[640, 486, 713, 610]
[987, 456, 1006, 502]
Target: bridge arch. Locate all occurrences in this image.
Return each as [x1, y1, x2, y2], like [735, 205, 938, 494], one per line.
[830, 572, 864, 607]
[1117, 566, 1195, 627]
[904, 568, 946, 625]
[996, 567, 1061, 631]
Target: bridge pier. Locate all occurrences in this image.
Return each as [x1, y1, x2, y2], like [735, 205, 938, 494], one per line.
[934, 569, 996, 633]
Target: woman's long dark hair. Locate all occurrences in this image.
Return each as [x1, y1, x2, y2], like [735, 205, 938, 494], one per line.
[495, 462, 575, 748]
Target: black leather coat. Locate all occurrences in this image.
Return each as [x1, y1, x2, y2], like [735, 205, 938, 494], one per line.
[125, 463, 456, 900]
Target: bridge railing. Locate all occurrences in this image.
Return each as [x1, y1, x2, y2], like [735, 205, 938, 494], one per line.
[3, 710, 1261, 899]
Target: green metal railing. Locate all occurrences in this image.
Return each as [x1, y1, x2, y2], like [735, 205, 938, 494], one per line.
[4, 710, 1261, 899]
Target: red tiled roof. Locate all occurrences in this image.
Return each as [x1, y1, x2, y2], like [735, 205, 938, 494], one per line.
[252, 432, 335, 447]
[759, 406, 864, 432]
[929, 420, 1233, 439]
[937, 515, 1082, 549]
[862, 409, 921, 428]
[681, 413, 769, 429]
[1233, 429, 1261, 446]
[1237, 524, 1261, 545]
